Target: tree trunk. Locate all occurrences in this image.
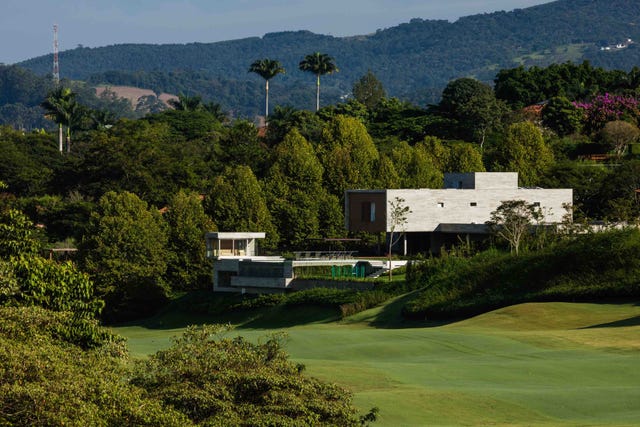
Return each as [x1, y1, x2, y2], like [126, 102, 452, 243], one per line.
[58, 124, 63, 153]
[316, 74, 321, 111]
[265, 79, 270, 119]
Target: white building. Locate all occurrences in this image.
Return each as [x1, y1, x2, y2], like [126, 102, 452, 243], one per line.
[345, 172, 573, 254]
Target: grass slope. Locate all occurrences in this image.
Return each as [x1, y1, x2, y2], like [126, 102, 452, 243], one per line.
[114, 299, 640, 426]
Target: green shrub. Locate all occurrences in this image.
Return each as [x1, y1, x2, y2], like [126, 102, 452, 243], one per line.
[403, 229, 640, 320]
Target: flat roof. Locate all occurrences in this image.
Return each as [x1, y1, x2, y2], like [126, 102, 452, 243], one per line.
[205, 232, 266, 239]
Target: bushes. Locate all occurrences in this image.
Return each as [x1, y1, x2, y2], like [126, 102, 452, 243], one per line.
[1, 307, 374, 426]
[403, 229, 640, 320]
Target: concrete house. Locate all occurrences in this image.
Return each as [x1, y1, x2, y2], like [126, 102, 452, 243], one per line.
[205, 232, 362, 293]
[345, 172, 573, 254]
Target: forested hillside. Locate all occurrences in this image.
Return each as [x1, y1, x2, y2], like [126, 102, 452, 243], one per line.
[16, 0, 640, 116]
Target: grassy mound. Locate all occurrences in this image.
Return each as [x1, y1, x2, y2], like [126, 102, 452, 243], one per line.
[403, 228, 640, 320]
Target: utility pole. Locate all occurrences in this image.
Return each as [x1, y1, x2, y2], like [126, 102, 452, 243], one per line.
[53, 24, 60, 85]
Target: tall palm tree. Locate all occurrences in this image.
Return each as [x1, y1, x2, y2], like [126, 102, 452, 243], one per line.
[249, 59, 285, 118]
[299, 52, 338, 111]
[41, 86, 77, 153]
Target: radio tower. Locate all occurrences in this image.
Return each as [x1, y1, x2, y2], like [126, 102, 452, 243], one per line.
[53, 24, 60, 85]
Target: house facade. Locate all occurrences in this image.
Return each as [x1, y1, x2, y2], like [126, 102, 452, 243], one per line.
[345, 172, 573, 254]
[205, 232, 361, 293]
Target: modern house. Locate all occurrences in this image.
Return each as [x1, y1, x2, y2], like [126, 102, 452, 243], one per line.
[205, 232, 363, 293]
[345, 172, 573, 254]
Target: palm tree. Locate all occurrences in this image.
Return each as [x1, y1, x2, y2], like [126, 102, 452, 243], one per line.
[41, 86, 77, 153]
[168, 94, 204, 111]
[249, 58, 285, 118]
[299, 52, 338, 111]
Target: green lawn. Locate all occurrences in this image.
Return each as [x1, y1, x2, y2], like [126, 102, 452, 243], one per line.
[113, 298, 640, 426]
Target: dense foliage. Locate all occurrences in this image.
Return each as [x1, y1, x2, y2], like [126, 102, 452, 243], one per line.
[403, 228, 640, 320]
[132, 324, 375, 426]
[0, 306, 371, 426]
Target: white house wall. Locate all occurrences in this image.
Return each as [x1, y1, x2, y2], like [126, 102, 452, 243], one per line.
[386, 188, 572, 232]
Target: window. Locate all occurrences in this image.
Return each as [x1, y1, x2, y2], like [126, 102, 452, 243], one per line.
[470, 202, 477, 207]
[437, 202, 445, 208]
[361, 201, 376, 222]
[533, 202, 541, 207]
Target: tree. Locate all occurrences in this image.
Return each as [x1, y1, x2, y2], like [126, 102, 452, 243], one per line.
[352, 70, 386, 109]
[41, 86, 78, 153]
[321, 115, 379, 197]
[486, 200, 542, 255]
[299, 52, 338, 111]
[0, 306, 187, 426]
[80, 191, 169, 321]
[164, 190, 215, 291]
[447, 143, 486, 173]
[167, 93, 204, 111]
[205, 165, 279, 249]
[249, 58, 285, 118]
[491, 121, 554, 187]
[438, 78, 505, 149]
[387, 197, 411, 281]
[132, 325, 375, 426]
[600, 120, 640, 157]
[541, 96, 583, 136]
[262, 129, 334, 248]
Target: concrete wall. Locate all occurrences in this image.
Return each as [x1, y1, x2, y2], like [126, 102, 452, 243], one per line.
[387, 188, 572, 232]
[444, 172, 518, 189]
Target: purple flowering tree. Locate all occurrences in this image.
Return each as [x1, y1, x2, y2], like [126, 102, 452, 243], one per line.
[574, 93, 640, 134]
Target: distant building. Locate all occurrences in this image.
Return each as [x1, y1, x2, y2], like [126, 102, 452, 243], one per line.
[205, 232, 363, 293]
[345, 172, 573, 254]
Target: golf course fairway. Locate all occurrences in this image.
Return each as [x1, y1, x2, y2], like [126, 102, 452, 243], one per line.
[114, 300, 640, 426]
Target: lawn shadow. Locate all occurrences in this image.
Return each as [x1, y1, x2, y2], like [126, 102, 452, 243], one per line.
[580, 315, 640, 329]
[347, 290, 457, 329]
[235, 305, 341, 330]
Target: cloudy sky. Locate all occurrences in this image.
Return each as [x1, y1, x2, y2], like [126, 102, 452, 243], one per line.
[2, 0, 554, 64]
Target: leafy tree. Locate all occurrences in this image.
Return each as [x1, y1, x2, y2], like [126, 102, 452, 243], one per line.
[263, 129, 328, 247]
[132, 325, 375, 426]
[299, 52, 338, 111]
[164, 190, 215, 291]
[0, 306, 187, 426]
[80, 191, 169, 321]
[249, 58, 286, 118]
[353, 70, 386, 109]
[0, 207, 40, 259]
[594, 160, 640, 222]
[541, 96, 583, 136]
[388, 197, 411, 281]
[438, 78, 506, 149]
[407, 139, 444, 188]
[321, 115, 379, 197]
[265, 105, 325, 145]
[447, 143, 486, 173]
[375, 154, 401, 189]
[486, 200, 542, 255]
[600, 120, 640, 157]
[220, 119, 268, 173]
[491, 121, 554, 186]
[204, 165, 279, 249]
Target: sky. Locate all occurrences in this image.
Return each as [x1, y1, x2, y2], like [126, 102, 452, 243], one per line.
[1, 0, 554, 65]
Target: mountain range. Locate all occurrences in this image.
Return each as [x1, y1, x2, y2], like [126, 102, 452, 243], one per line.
[16, 0, 640, 116]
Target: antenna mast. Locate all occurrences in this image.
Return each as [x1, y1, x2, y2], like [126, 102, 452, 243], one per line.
[53, 24, 60, 85]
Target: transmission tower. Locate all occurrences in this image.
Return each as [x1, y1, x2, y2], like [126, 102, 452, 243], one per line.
[53, 24, 60, 85]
